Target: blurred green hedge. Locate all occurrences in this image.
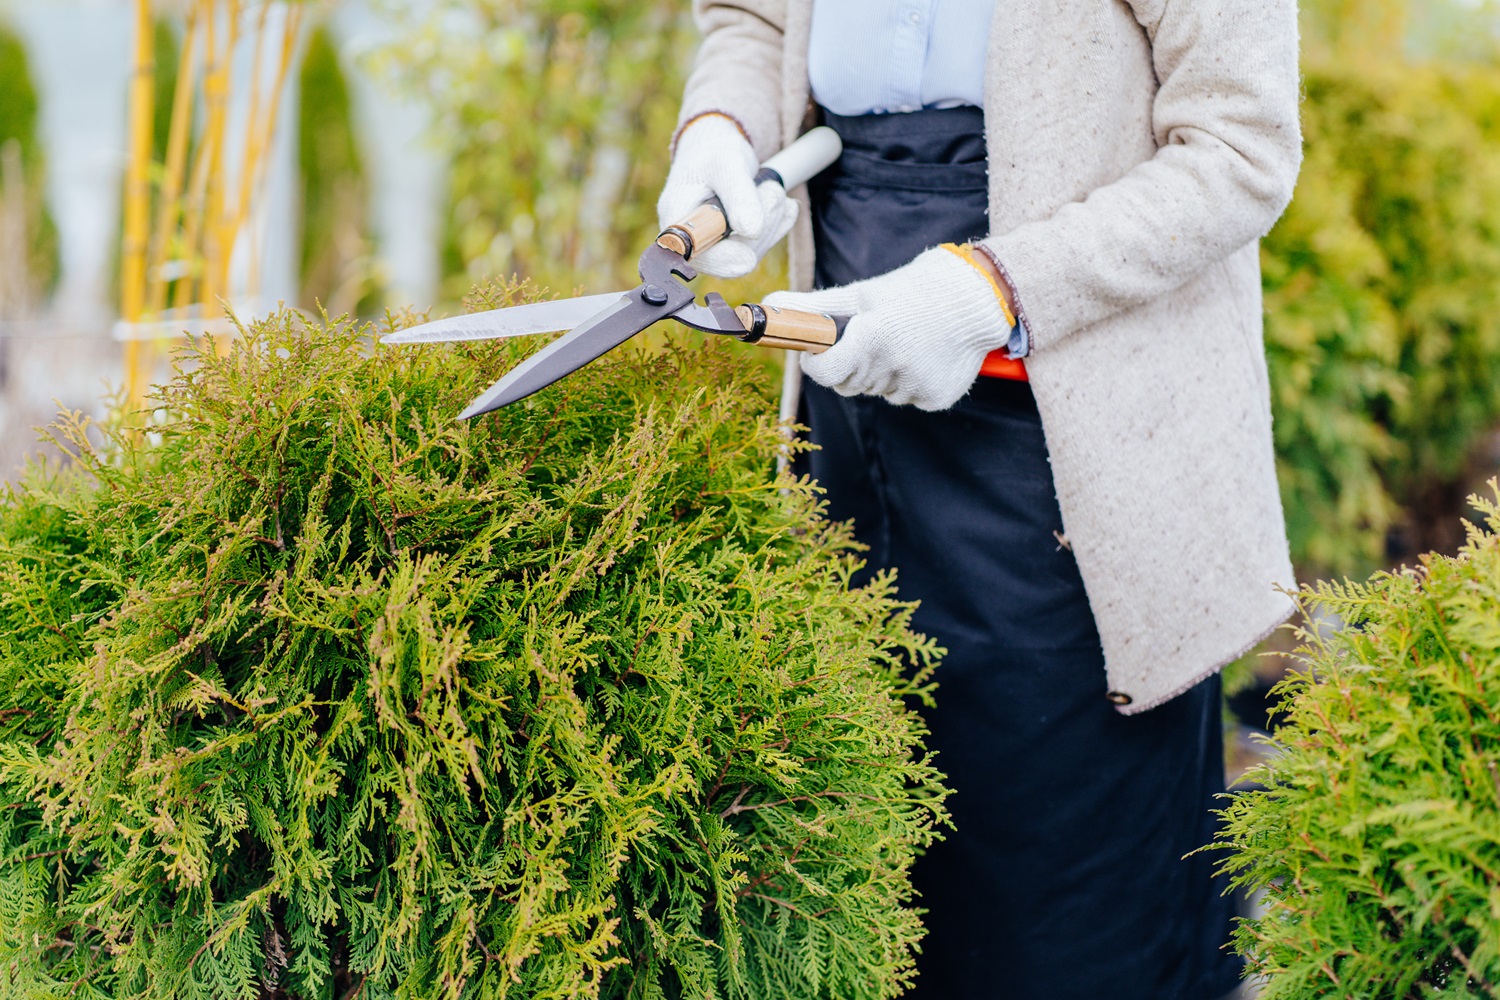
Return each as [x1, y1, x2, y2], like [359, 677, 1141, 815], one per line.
[297, 24, 379, 315]
[0, 22, 58, 307]
[1265, 61, 1500, 578]
[377, 0, 699, 298]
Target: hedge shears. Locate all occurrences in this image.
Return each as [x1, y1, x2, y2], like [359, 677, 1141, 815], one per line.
[381, 128, 846, 420]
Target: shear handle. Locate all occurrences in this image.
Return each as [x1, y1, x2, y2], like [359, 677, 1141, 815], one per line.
[736, 303, 848, 355]
[673, 294, 848, 355]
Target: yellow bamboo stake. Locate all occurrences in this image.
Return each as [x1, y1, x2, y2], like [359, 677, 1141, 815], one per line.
[232, 1, 271, 299]
[146, 4, 200, 320]
[126, 0, 303, 353]
[172, 101, 214, 315]
[241, 5, 303, 297]
[216, 0, 243, 313]
[172, 0, 218, 317]
[236, 2, 270, 232]
[200, 0, 236, 346]
[121, 0, 157, 413]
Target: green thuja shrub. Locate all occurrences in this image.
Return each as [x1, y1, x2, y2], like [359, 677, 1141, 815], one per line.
[0, 284, 947, 999]
[1218, 491, 1500, 998]
[1260, 66, 1403, 577]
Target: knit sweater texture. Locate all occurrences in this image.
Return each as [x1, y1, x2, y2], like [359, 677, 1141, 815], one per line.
[678, 0, 1304, 713]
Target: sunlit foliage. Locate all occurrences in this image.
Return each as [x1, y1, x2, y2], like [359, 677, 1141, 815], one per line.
[375, 0, 699, 298]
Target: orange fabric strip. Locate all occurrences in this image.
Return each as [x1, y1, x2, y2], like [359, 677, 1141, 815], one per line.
[979, 349, 1029, 382]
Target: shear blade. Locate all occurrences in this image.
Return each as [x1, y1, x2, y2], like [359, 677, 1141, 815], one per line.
[379, 292, 627, 345]
[457, 292, 675, 419]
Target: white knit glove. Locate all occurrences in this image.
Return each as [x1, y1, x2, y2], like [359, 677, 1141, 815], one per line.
[764, 246, 1014, 411]
[657, 115, 799, 279]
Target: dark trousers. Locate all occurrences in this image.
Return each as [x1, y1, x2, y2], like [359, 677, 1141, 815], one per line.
[799, 107, 1243, 1000]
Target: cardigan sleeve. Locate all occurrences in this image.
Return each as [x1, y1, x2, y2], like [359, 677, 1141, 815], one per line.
[677, 1, 788, 161]
[979, 0, 1303, 352]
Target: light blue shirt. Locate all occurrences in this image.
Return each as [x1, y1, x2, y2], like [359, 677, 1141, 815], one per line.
[808, 0, 997, 117]
[807, 0, 1028, 357]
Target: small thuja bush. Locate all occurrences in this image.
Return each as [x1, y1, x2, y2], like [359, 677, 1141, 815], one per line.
[1219, 493, 1500, 999]
[0, 285, 947, 999]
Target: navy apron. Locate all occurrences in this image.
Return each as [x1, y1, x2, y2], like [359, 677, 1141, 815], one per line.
[799, 107, 1243, 1000]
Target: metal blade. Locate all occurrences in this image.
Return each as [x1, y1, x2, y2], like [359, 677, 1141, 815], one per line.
[670, 294, 751, 336]
[458, 293, 674, 419]
[379, 292, 628, 345]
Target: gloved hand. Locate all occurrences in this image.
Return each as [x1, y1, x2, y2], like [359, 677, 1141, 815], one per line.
[657, 114, 799, 279]
[764, 245, 1015, 411]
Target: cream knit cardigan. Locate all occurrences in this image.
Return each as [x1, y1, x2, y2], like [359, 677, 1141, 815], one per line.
[678, 0, 1304, 713]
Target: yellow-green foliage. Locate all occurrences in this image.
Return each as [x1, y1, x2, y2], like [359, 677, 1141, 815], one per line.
[0, 282, 947, 999]
[1265, 61, 1500, 575]
[1218, 491, 1500, 998]
[1302, 0, 1500, 61]
[0, 28, 37, 153]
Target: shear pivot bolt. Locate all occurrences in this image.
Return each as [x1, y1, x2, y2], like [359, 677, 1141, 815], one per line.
[641, 284, 669, 306]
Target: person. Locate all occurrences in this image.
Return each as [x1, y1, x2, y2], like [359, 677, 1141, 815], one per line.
[656, 3, 1302, 998]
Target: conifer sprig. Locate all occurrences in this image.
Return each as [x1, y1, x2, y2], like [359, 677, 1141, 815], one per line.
[0, 284, 948, 999]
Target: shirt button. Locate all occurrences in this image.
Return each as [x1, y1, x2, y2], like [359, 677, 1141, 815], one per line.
[908, 9, 923, 23]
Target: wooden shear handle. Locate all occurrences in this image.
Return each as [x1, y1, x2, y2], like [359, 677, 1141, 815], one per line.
[735, 303, 848, 354]
[657, 198, 733, 259]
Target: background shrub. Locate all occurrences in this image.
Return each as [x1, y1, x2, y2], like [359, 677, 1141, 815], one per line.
[375, 0, 701, 299]
[0, 22, 58, 307]
[1218, 492, 1500, 998]
[297, 24, 380, 316]
[0, 283, 947, 999]
[1264, 61, 1500, 578]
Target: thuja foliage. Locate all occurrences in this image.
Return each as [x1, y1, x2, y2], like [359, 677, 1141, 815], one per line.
[0, 284, 947, 998]
[1218, 492, 1500, 999]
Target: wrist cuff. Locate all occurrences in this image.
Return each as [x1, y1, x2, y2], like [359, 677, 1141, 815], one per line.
[939, 243, 1018, 329]
[972, 242, 1034, 355]
[671, 111, 754, 158]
